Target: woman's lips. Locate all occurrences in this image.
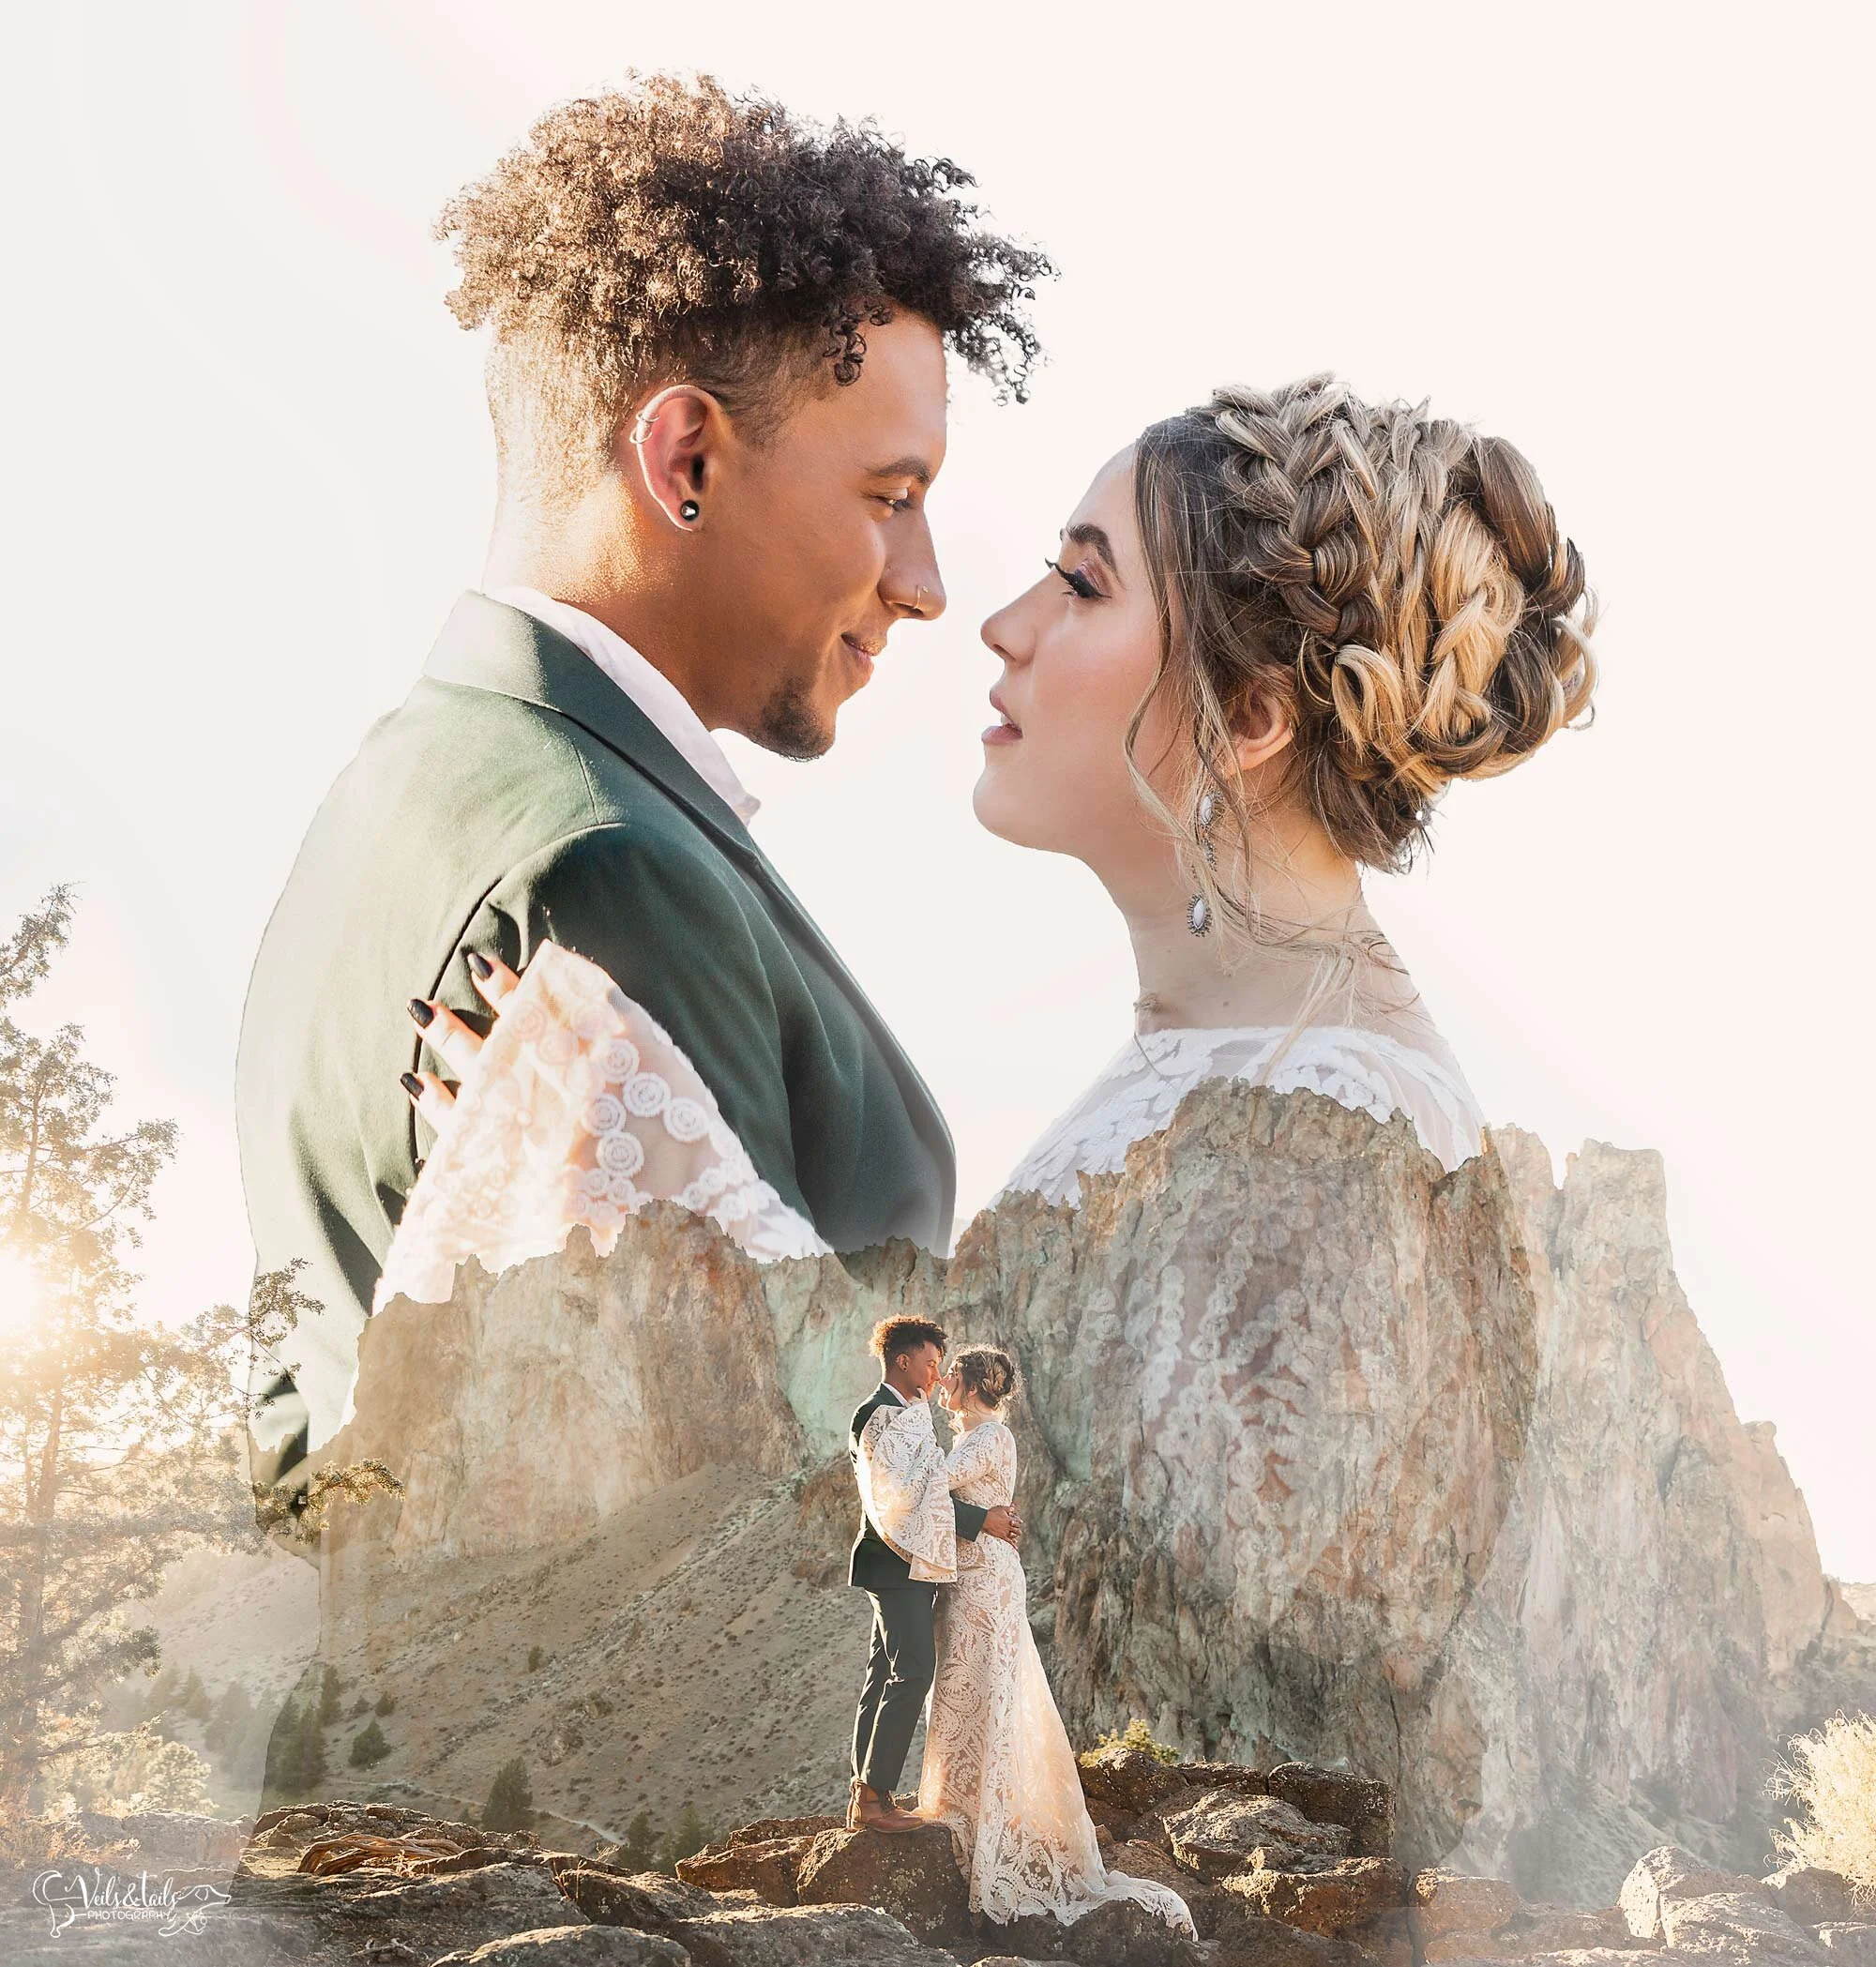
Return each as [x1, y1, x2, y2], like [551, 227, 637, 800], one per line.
[984, 690, 1021, 745]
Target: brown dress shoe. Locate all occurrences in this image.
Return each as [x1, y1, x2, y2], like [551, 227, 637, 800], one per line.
[852, 1782, 926, 1835]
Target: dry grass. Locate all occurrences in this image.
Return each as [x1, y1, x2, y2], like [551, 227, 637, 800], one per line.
[1771, 1712, 1876, 1903]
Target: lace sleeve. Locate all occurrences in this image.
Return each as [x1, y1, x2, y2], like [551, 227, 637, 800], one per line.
[856, 1402, 958, 1583]
[375, 942, 827, 1310]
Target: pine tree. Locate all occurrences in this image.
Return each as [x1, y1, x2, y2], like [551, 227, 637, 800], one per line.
[618, 1808, 659, 1872]
[0, 888, 324, 1811]
[204, 1681, 254, 1755]
[180, 1670, 210, 1722]
[316, 1664, 342, 1727]
[664, 1800, 710, 1869]
[372, 1691, 396, 1717]
[483, 1757, 534, 1832]
[347, 1719, 390, 1768]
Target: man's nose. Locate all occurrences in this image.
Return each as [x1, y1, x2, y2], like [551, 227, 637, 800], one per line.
[887, 532, 946, 621]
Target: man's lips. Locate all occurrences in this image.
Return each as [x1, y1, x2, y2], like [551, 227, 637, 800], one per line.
[841, 634, 882, 684]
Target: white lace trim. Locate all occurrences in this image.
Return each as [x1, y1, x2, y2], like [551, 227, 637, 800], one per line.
[375, 943, 825, 1311]
[996, 1021, 1485, 1208]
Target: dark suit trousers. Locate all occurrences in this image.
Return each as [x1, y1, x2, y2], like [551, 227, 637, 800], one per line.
[852, 1584, 938, 1793]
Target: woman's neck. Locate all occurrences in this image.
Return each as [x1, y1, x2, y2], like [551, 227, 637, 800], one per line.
[1110, 809, 1418, 1039]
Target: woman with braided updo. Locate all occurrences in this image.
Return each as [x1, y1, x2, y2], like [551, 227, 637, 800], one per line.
[980, 373, 1596, 1200]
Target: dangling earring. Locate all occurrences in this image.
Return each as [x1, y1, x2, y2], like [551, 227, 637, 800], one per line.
[1188, 789, 1218, 936]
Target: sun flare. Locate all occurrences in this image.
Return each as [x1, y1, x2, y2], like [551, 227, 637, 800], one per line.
[0, 1247, 48, 1344]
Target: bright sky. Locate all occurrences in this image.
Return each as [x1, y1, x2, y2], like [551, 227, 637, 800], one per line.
[5, 1, 1871, 1576]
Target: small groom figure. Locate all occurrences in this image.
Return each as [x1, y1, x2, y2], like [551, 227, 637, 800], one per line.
[848, 1316, 1021, 1833]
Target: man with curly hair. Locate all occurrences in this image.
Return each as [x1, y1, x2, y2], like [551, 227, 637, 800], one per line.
[235, 75, 1050, 1493]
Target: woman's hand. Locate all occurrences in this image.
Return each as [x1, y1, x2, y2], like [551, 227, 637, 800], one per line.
[399, 950, 523, 1135]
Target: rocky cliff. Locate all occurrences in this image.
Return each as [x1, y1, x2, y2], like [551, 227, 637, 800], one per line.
[315, 1082, 1874, 1903]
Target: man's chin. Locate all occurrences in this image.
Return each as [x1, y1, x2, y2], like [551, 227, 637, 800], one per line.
[752, 677, 838, 760]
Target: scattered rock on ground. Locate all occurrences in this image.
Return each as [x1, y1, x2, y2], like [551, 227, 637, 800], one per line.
[1266, 1767, 1395, 1861]
[1815, 1927, 1876, 1962]
[1621, 1849, 1773, 1943]
[1228, 1857, 1406, 1936]
[1165, 1793, 1351, 1879]
[432, 1929, 691, 1965]
[677, 1836, 813, 1906]
[793, 1825, 972, 1944]
[1765, 1869, 1868, 1929]
[1657, 1890, 1824, 1960]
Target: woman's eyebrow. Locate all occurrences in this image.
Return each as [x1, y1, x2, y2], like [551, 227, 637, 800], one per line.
[1065, 522, 1122, 580]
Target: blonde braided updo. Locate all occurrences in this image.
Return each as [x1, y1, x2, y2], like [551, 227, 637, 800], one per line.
[1130, 375, 1597, 918]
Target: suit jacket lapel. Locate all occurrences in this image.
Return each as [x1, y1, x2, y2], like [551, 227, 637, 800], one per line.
[423, 593, 952, 1154]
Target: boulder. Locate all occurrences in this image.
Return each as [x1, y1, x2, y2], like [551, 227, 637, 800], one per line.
[1411, 1869, 1523, 1944]
[793, 1825, 971, 1944]
[1185, 1763, 1273, 1797]
[339, 1864, 583, 1953]
[431, 1929, 691, 1965]
[728, 1817, 842, 1847]
[1208, 1905, 1369, 1965]
[1815, 1928, 1876, 1962]
[1112, 1840, 1223, 1933]
[664, 1899, 961, 1965]
[991, 1897, 1206, 1966]
[1165, 1794, 1351, 1879]
[1765, 1869, 1868, 1929]
[1267, 1767, 1394, 1860]
[677, 1835, 812, 1906]
[1490, 1906, 1640, 1955]
[1658, 1891, 1823, 1960]
[549, 1861, 718, 1931]
[1228, 1858, 1406, 1936]
[78, 1808, 253, 1867]
[1075, 1743, 1191, 1816]
[1343, 1907, 1415, 1967]
[1621, 1849, 1771, 1942]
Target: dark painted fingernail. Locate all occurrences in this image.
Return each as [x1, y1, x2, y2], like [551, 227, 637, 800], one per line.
[408, 998, 435, 1027]
[466, 951, 494, 982]
[401, 1072, 424, 1099]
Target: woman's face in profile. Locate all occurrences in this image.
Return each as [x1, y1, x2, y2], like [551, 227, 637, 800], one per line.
[973, 446, 1186, 882]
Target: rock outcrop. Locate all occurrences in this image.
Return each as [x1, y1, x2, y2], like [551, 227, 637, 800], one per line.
[312, 1080, 1875, 1904]
[12, 1773, 1868, 1967]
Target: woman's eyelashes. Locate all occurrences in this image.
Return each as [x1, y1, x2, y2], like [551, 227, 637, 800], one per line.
[1047, 556, 1102, 600]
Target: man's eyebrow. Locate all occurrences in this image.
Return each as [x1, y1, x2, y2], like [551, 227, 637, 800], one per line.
[868, 456, 933, 486]
[1065, 522, 1121, 578]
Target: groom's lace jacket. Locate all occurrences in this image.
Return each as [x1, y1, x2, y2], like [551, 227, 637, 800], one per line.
[849, 1384, 987, 1592]
[236, 595, 956, 1492]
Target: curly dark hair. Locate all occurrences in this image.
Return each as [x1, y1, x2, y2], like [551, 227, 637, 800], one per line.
[870, 1316, 947, 1370]
[436, 73, 1052, 491]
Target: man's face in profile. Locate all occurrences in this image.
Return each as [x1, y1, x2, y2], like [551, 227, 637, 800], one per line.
[701, 310, 949, 758]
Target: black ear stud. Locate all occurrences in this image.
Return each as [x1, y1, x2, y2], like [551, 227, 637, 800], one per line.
[679, 499, 701, 523]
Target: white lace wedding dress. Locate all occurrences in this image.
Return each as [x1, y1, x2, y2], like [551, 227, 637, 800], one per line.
[374, 941, 1479, 1930]
[999, 1021, 1484, 1206]
[917, 1415, 1194, 1932]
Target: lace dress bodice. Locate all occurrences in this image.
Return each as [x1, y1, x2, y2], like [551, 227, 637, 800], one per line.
[998, 1021, 1485, 1206]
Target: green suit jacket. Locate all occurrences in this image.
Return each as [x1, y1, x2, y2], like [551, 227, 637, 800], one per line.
[236, 593, 955, 1484]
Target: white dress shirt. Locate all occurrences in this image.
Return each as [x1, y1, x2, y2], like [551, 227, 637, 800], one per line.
[484, 585, 761, 825]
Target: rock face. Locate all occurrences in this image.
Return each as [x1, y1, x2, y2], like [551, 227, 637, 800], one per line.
[316, 1081, 1876, 1905]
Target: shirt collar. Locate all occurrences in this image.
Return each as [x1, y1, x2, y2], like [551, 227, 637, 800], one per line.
[484, 586, 761, 824]
[879, 1382, 907, 1406]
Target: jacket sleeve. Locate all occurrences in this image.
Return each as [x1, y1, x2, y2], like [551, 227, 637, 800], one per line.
[438, 825, 810, 1229]
[953, 1496, 988, 1541]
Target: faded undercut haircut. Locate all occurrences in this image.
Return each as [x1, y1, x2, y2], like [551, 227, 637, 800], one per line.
[435, 73, 1053, 507]
[870, 1316, 947, 1369]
